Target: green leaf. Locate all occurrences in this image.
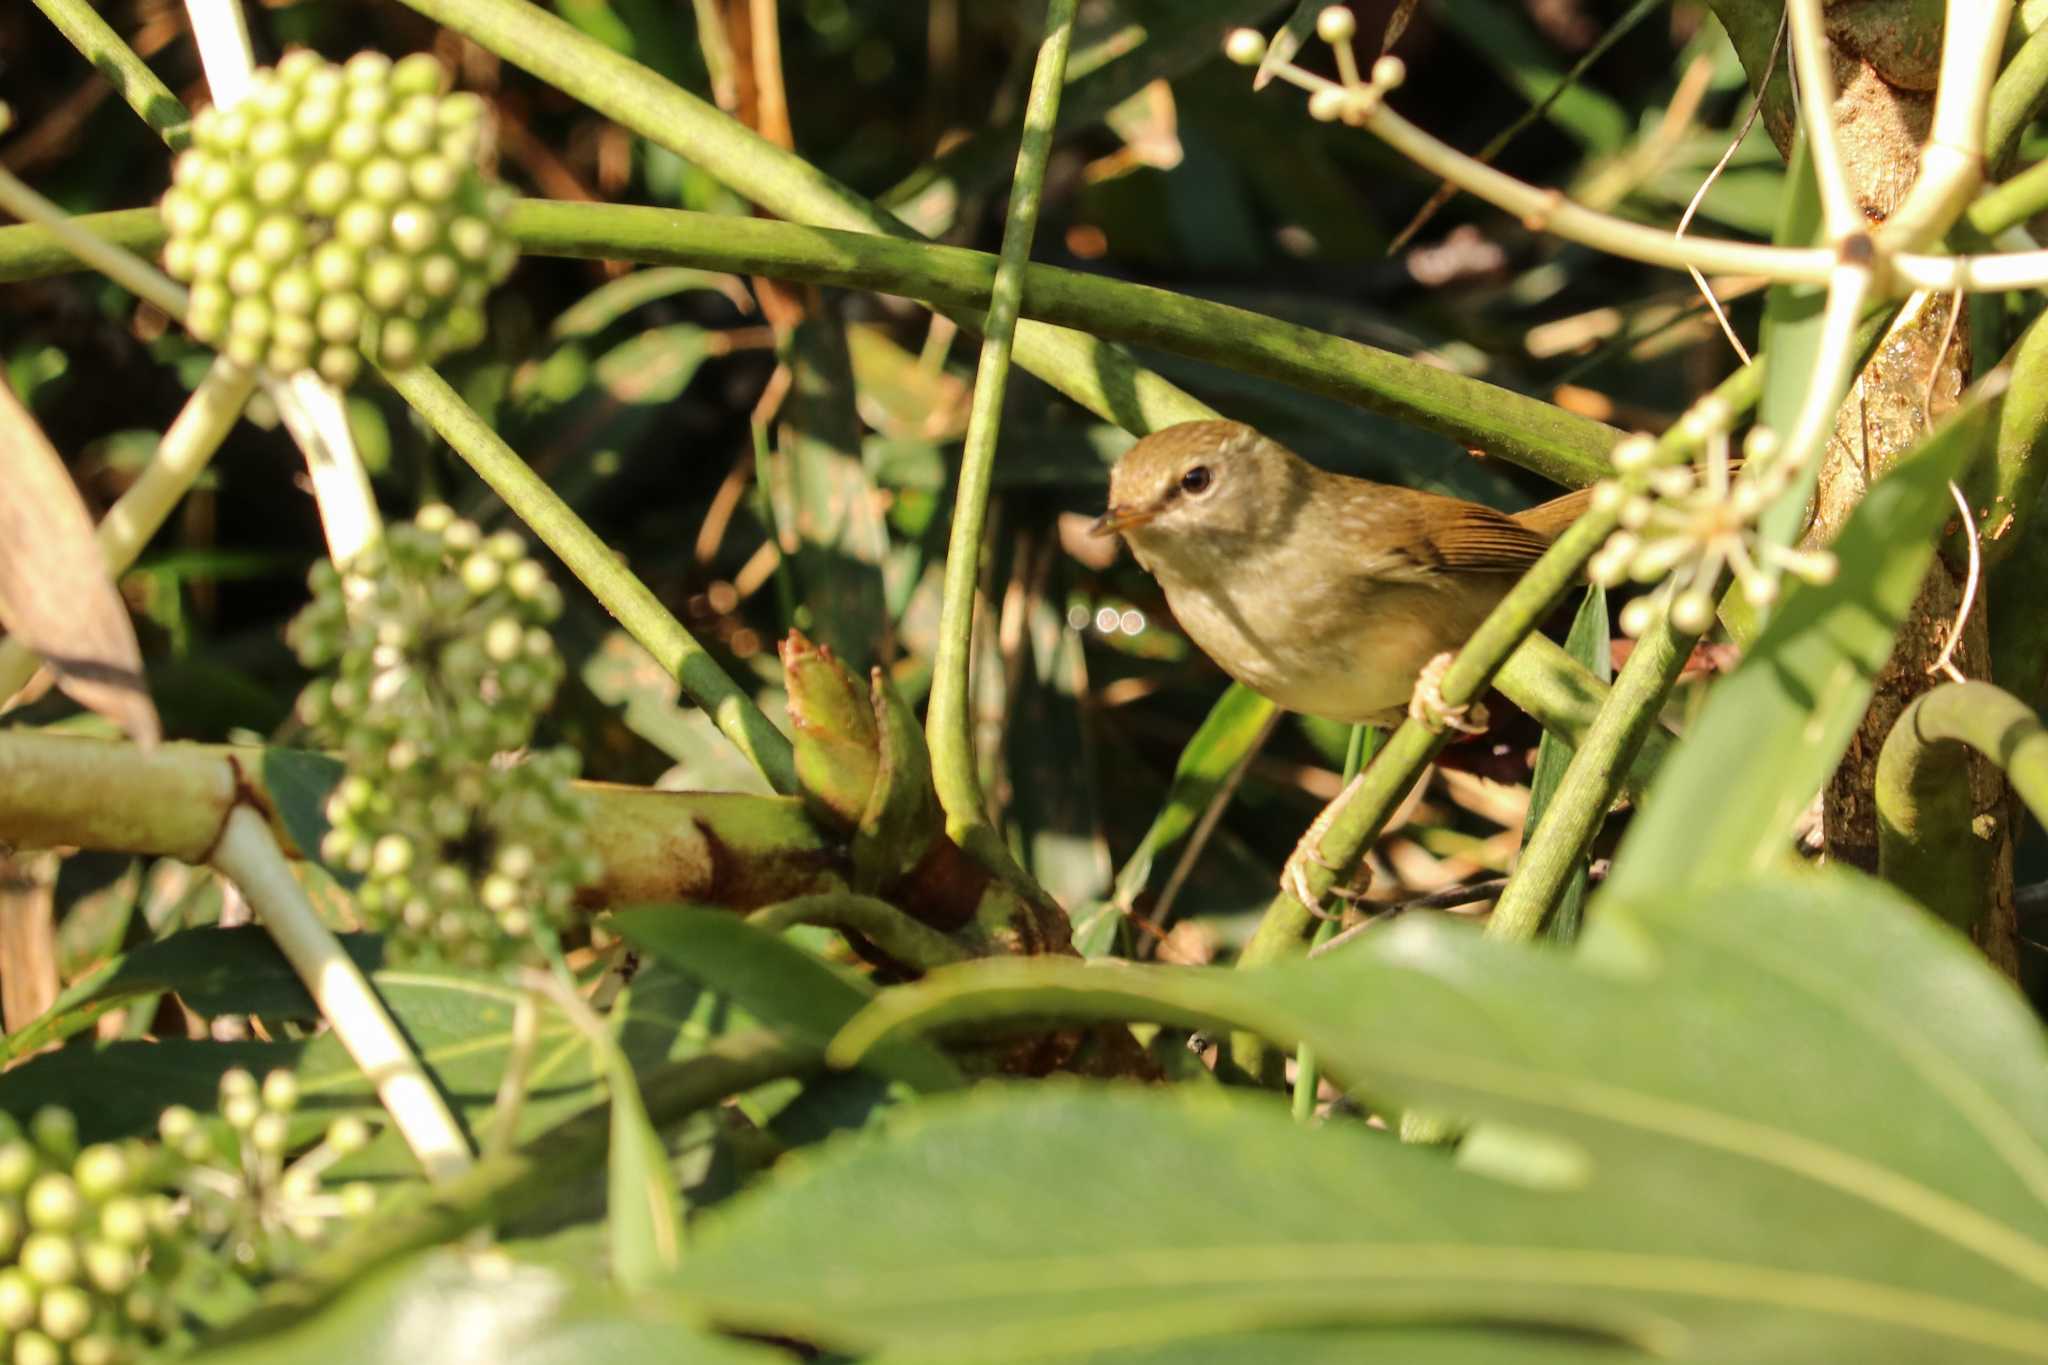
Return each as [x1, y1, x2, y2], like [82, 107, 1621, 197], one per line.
[730, 868, 2048, 1361]
[193, 1247, 782, 1365]
[0, 969, 647, 1171]
[258, 748, 352, 882]
[609, 907, 962, 1094]
[592, 1008, 685, 1287]
[1, 926, 378, 1064]
[1606, 378, 2001, 899]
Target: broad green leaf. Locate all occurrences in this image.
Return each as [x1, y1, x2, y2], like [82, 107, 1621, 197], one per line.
[590, 1005, 685, 1287]
[728, 868, 2048, 1361]
[1606, 379, 2000, 898]
[193, 1247, 781, 1365]
[609, 907, 962, 1094]
[1, 926, 378, 1063]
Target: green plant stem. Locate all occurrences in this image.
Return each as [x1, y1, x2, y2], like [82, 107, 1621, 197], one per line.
[1877, 681, 2048, 931]
[1988, 15, 2048, 172]
[29, 0, 191, 146]
[1291, 723, 1373, 1120]
[381, 363, 798, 795]
[393, 0, 1210, 440]
[746, 893, 971, 969]
[1968, 154, 2048, 240]
[1484, 595, 1703, 943]
[0, 204, 1625, 486]
[931, 0, 1077, 849]
[0, 357, 256, 704]
[210, 806, 473, 1182]
[222, 1030, 816, 1335]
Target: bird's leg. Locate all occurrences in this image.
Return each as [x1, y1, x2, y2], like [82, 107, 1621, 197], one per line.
[1282, 774, 1367, 915]
[1407, 651, 1488, 735]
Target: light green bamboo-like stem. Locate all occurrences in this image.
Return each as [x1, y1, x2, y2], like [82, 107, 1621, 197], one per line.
[1484, 597, 1702, 942]
[0, 358, 256, 705]
[1988, 19, 2048, 172]
[0, 204, 1624, 486]
[745, 893, 970, 970]
[930, 0, 1077, 849]
[210, 807, 472, 1182]
[1875, 0, 2011, 254]
[1292, 723, 1373, 1121]
[382, 364, 798, 795]
[30, 0, 191, 145]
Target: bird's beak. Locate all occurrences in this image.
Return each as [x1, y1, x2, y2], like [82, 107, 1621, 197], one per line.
[1090, 504, 1155, 538]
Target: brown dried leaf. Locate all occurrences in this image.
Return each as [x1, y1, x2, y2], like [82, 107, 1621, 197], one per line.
[0, 377, 159, 746]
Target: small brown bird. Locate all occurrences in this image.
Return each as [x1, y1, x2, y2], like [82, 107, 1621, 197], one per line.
[1091, 420, 1587, 727]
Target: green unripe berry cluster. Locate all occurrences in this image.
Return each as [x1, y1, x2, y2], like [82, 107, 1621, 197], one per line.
[159, 50, 517, 384]
[161, 1070, 376, 1278]
[0, 1108, 185, 1365]
[289, 508, 601, 966]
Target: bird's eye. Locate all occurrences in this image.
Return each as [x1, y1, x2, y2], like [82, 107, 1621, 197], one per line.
[1180, 465, 1213, 495]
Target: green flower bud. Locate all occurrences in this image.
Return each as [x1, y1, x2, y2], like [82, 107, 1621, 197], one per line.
[12, 1329, 60, 1365]
[22, 1177, 76, 1235]
[36, 1285, 90, 1342]
[250, 1112, 289, 1156]
[362, 255, 412, 312]
[310, 240, 361, 293]
[317, 346, 362, 387]
[377, 317, 421, 368]
[292, 97, 341, 145]
[227, 297, 272, 340]
[391, 53, 444, 97]
[330, 118, 381, 165]
[383, 115, 434, 160]
[252, 213, 306, 265]
[344, 51, 394, 88]
[225, 253, 272, 299]
[246, 117, 294, 163]
[79, 1242, 135, 1297]
[326, 1116, 371, 1157]
[95, 1198, 146, 1250]
[270, 267, 318, 316]
[388, 203, 439, 255]
[344, 84, 391, 123]
[160, 190, 206, 238]
[69, 1146, 127, 1203]
[315, 294, 364, 344]
[250, 157, 301, 207]
[0, 1269, 34, 1331]
[416, 253, 460, 301]
[189, 238, 231, 283]
[334, 200, 387, 249]
[302, 160, 354, 216]
[70, 1334, 121, 1365]
[27, 1113, 74, 1169]
[357, 156, 410, 205]
[18, 1233, 76, 1287]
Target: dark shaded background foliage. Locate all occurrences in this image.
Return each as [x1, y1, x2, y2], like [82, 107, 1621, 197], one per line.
[3, 1, 1796, 944]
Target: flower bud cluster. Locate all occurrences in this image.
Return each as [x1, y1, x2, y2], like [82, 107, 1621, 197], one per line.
[1587, 419, 1837, 637]
[0, 1108, 184, 1365]
[289, 507, 600, 966]
[1222, 10, 1407, 125]
[159, 50, 516, 384]
[159, 1070, 374, 1278]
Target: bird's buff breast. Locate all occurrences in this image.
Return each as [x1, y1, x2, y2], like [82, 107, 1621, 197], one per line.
[1149, 561, 1487, 726]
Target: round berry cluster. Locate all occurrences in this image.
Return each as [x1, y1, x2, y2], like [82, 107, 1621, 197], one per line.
[159, 50, 516, 384]
[158, 1070, 373, 1277]
[290, 507, 601, 966]
[0, 1107, 184, 1365]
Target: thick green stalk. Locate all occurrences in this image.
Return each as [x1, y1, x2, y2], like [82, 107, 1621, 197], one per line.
[1484, 597, 1701, 942]
[394, 0, 1210, 438]
[1292, 723, 1374, 1120]
[0, 204, 1623, 486]
[383, 364, 798, 795]
[931, 0, 1078, 848]
[746, 893, 971, 970]
[1877, 681, 2048, 932]
[1988, 18, 2048, 172]
[30, 0, 191, 146]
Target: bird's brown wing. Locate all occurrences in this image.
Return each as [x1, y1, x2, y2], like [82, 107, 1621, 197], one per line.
[1512, 485, 1596, 540]
[1396, 497, 1555, 575]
